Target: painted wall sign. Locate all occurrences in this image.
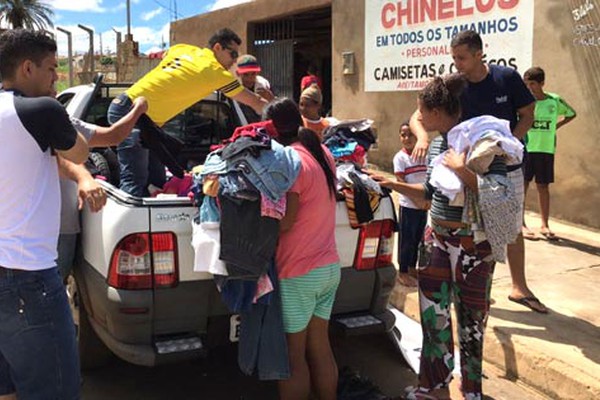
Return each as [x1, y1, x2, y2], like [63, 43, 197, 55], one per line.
[364, 0, 535, 91]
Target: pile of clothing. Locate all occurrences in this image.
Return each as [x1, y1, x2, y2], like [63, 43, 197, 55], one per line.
[323, 119, 387, 228]
[190, 122, 300, 381]
[323, 119, 376, 166]
[337, 162, 385, 228]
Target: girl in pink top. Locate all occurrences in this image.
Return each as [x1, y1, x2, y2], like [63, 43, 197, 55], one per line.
[265, 98, 340, 400]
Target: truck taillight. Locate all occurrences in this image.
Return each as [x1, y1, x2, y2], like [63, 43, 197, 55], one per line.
[353, 219, 395, 270]
[108, 232, 178, 290]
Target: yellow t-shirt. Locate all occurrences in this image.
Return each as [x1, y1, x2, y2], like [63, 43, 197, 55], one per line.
[126, 44, 244, 126]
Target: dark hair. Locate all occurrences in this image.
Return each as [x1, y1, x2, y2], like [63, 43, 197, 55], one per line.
[419, 74, 467, 118]
[450, 30, 482, 53]
[0, 29, 57, 80]
[524, 66, 545, 83]
[307, 63, 319, 75]
[264, 98, 336, 197]
[208, 28, 241, 49]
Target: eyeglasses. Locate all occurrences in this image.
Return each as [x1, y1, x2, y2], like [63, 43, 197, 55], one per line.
[224, 46, 239, 60]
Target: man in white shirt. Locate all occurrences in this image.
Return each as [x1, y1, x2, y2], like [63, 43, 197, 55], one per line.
[0, 30, 88, 400]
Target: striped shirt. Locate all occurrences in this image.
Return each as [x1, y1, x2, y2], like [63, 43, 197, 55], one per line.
[423, 134, 507, 223]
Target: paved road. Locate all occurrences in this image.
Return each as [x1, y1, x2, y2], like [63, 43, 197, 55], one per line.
[82, 332, 413, 400]
[81, 330, 546, 400]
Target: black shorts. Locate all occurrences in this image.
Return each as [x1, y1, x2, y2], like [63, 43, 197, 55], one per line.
[524, 152, 554, 184]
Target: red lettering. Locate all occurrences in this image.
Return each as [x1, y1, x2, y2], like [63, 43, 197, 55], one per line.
[476, 0, 495, 13]
[419, 0, 437, 23]
[381, 3, 396, 29]
[498, 0, 519, 9]
[438, 0, 454, 19]
[397, 0, 412, 26]
[413, 0, 419, 23]
[385, 0, 518, 27]
[456, 0, 474, 16]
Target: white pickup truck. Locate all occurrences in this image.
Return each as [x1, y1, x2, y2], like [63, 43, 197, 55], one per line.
[58, 76, 400, 368]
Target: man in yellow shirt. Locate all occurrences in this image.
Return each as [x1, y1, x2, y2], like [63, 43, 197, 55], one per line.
[108, 28, 268, 197]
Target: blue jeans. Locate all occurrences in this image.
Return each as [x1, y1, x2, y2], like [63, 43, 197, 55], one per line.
[238, 263, 290, 380]
[107, 94, 165, 197]
[399, 206, 428, 273]
[0, 267, 80, 399]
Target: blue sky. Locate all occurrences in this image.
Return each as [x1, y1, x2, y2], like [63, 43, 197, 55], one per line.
[46, 0, 252, 55]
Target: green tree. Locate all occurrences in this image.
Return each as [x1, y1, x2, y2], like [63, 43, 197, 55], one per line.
[0, 0, 54, 30]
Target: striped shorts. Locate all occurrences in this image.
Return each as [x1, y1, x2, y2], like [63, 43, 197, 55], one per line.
[279, 263, 341, 333]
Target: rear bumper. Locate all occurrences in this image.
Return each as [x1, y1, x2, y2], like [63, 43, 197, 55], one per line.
[77, 261, 397, 367]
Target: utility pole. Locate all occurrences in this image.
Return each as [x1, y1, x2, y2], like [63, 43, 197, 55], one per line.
[56, 27, 74, 87]
[112, 28, 122, 53]
[99, 32, 103, 58]
[78, 24, 95, 79]
[112, 28, 122, 80]
[126, 0, 132, 39]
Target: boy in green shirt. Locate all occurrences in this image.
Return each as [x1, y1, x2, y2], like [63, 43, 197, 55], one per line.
[523, 67, 576, 239]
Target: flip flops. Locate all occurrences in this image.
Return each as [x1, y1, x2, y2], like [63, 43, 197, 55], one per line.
[522, 227, 539, 241]
[540, 229, 558, 241]
[508, 295, 548, 313]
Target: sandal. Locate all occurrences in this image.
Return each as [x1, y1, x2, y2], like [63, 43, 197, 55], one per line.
[540, 228, 558, 241]
[508, 295, 548, 313]
[404, 386, 450, 400]
[522, 227, 539, 241]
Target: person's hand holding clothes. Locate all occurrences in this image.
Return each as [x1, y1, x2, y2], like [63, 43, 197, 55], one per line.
[366, 170, 396, 189]
[443, 148, 478, 192]
[132, 96, 148, 116]
[442, 148, 467, 172]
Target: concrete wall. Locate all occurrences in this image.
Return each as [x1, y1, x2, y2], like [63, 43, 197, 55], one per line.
[172, 0, 600, 228]
[528, 1, 600, 228]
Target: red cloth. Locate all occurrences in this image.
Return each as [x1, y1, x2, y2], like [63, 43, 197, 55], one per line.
[301, 74, 323, 92]
[211, 121, 279, 152]
[338, 145, 367, 166]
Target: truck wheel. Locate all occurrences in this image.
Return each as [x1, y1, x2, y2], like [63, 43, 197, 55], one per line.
[98, 148, 120, 186]
[86, 152, 111, 181]
[67, 275, 112, 369]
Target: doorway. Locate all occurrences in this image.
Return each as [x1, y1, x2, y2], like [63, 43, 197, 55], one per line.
[250, 6, 332, 114]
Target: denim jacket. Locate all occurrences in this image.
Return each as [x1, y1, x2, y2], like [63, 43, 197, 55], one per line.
[227, 140, 301, 202]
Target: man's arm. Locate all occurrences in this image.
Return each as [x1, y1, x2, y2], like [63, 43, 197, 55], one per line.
[513, 102, 535, 140]
[57, 157, 106, 212]
[88, 97, 148, 147]
[409, 109, 430, 161]
[56, 132, 89, 164]
[232, 88, 269, 116]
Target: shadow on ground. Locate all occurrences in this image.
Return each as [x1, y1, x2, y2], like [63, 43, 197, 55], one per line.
[490, 306, 600, 381]
[544, 236, 600, 257]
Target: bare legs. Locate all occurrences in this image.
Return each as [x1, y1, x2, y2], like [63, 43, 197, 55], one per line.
[278, 317, 338, 400]
[523, 181, 552, 235]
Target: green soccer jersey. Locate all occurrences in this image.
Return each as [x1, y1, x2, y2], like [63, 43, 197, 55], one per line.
[525, 92, 576, 154]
